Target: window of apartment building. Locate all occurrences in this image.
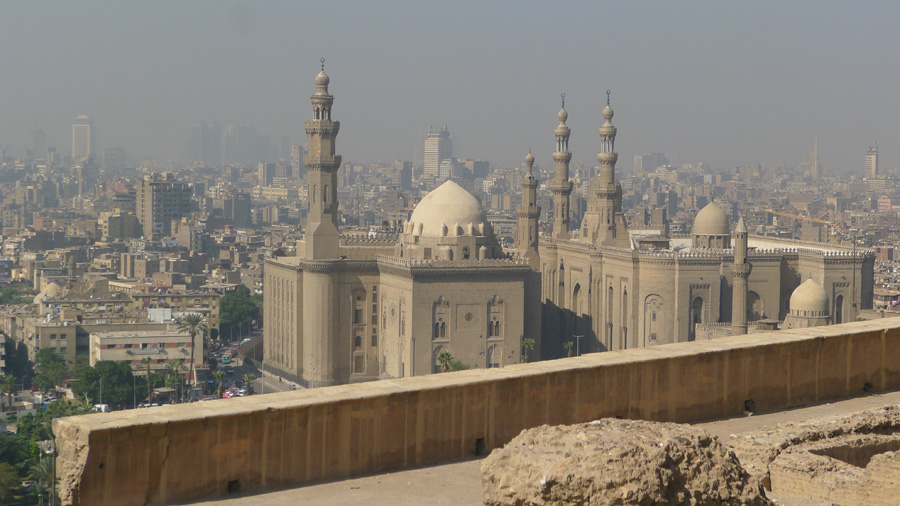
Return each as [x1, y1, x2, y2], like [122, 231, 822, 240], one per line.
[59, 347, 67, 354]
[371, 332, 377, 347]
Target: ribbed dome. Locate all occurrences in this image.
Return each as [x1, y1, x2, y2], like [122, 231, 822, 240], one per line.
[790, 279, 829, 315]
[408, 180, 488, 237]
[316, 70, 329, 87]
[693, 202, 730, 236]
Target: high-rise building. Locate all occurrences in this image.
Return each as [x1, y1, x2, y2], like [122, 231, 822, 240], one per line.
[32, 129, 47, 160]
[291, 145, 306, 178]
[72, 115, 95, 162]
[866, 142, 878, 178]
[189, 122, 221, 164]
[633, 152, 668, 174]
[396, 160, 412, 191]
[424, 126, 452, 179]
[258, 162, 276, 186]
[136, 173, 193, 239]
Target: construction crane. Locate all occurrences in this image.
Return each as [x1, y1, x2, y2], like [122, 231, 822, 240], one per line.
[764, 209, 847, 236]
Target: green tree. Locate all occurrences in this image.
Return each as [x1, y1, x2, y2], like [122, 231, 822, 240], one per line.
[0, 374, 14, 412]
[520, 338, 536, 363]
[71, 361, 136, 408]
[448, 359, 470, 371]
[219, 285, 259, 341]
[141, 357, 153, 405]
[33, 349, 67, 394]
[0, 286, 26, 305]
[562, 340, 574, 357]
[0, 462, 20, 504]
[242, 373, 255, 393]
[166, 360, 185, 402]
[212, 371, 226, 398]
[176, 313, 208, 389]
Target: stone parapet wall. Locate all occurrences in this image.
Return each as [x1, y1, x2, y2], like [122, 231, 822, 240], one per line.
[55, 319, 900, 505]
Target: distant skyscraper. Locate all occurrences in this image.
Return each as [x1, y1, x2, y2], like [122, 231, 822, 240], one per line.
[32, 129, 47, 160]
[72, 115, 95, 162]
[866, 142, 878, 178]
[189, 122, 222, 164]
[633, 152, 668, 174]
[424, 126, 452, 179]
[291, 144, 305, 178]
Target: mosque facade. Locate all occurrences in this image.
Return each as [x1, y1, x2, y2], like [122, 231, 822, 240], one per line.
[263, 63, 540, 387]
[263, 65, 874, 387]
[535, 94, 875, 355]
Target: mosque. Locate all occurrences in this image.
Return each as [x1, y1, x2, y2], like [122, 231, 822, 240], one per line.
[263, 64, 874, 387]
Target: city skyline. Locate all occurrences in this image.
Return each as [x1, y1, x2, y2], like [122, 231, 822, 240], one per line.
[1, 1, 897, 171]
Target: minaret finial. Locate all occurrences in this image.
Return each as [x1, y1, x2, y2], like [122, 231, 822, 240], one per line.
[561, 93, 565, 109]
[320, 58, 325, 71]
[606, 89, 611, 106]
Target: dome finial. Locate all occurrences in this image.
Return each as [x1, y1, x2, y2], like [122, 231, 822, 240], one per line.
[561, 92, 566, 109]
[606, 89, 611, 106]
[320, 58, 325, 71]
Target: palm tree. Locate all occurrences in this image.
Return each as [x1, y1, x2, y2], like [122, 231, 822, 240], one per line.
[141, 357, 153, 405]
[177, 313, 208, 390]
[437, 351, 453, 373]
[242, 373, 256, 394]
[28, 456, 54, 506]
[212, 371, 226, 398]
[167, 359, 185, 402]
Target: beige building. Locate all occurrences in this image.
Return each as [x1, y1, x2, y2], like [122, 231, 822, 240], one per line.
[264, 64, 539, 387]
[89, 329, 199, 376]
[537, 94, 874, 356]
[264, 66, 874, 387]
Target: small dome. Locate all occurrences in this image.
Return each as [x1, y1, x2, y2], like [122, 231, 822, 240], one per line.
[789, 279, 829, 315]
[558, 108, 568, 122]
[693, 202, 730, 236]
[34, 282, 62, 304]
[408, 180, 489, 237]
[525, 151, 535, 165]
[316, 70, 329, 87]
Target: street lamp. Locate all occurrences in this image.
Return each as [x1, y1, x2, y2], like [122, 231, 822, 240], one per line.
[573, 335, 583, 357]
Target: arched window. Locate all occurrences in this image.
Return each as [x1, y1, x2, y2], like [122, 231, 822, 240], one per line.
[462, 246, 470, 260]
[494, 321, 501, 336]
[440, 322, 446, 338]
[354, 335, 362, 349]
[434, 322, 440, 339]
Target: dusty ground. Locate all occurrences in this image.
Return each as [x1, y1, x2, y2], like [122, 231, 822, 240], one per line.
[191, 391, 900, 506]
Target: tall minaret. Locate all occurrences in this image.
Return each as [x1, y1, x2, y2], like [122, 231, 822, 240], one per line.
[811, 134, 819, 179]
[731, 216, 751, 335]
[548, 94, 573, 240]
[594, 90, 623, 246]
[303, 58, 342, 260]
[517, 150, 541, 269]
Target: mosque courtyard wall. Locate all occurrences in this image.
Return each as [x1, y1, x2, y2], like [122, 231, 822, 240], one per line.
[55, 317, 900, 506]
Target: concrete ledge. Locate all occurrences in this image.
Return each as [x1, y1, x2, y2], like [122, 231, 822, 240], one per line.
[54, 319, 900, 505]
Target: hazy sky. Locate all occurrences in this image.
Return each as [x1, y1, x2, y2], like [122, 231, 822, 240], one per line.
[2, 1, 898, 172]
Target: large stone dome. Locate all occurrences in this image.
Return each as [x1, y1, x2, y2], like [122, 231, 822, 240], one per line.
[407, 180, 489, 238]
[789, 279, 829, 316]
[693, 202, 730, 236]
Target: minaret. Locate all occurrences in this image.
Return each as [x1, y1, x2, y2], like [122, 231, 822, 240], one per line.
[548, 94, 573, 240]
[517, 150, 541, 270]
[731, 216, 751, 335]
[303, 58, 342, 259]
[811, 134, 819, 179]
[594, 90, 623, 246]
